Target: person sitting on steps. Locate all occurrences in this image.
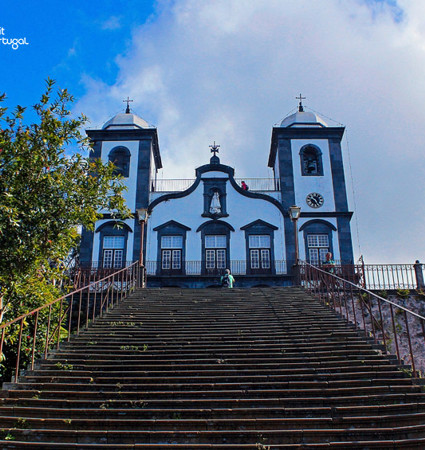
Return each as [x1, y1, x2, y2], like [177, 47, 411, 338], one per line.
[220, 268, 235, 288]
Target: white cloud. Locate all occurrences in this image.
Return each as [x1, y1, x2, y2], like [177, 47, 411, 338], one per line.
[75, 0, 425, 263]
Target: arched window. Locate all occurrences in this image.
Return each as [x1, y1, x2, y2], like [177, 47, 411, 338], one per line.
[241, 219, 278, 275]
[153, 220, 191, 275]
[108, 146, 131, 177]
[300, 145, 323, 176]
[299, 220, 336, 265]
[95, 221, 133, 268]
[197, 221, 234, 275]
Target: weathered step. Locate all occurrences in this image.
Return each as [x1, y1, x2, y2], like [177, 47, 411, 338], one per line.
[1, 401, 425, 420]
[4, 384, 423, 401]
[0, 424, 425, 444]
[20, 370, 408, 385]
[1, 412, 425, 431]
[1, 286, 423, 447]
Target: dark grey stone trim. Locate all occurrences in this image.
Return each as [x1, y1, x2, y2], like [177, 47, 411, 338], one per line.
[95, 221, 133, 233]
[299, 219, 337, 232]
[86, 128, 162, 169]
[302, 221, 335, 264]
[240, 219, 278, 231]
[148, 177, 202, 212]
[329, 138, 349, 212]
[299, 144, 324, 176]
[284, 216, 296, 270]
[202, 178, 228, 218]
[150, 162, 287, 217]
[108, 146, 131, 178]
[97, 224, 129, 265]
[196, 163, 235, 177]
[241, 221, 277, 275]
[196, 220, 235, 233]
[268, 126, 345, 167]
[89, 141, 102, 160]
[336, 216, 354, 264]
[153, 220, 191, 232]
[154, 221, 189, 275]
[79, 228, 94, 267]
[300, 211, 353, 219]
[197, 220, 233, 273]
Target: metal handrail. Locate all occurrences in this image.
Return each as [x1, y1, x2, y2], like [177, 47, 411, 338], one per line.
[0, 262, 140, 383]
[298, 261, 425, 378]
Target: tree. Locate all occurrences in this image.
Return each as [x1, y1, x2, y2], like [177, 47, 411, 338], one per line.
[0, 79, 131, 324]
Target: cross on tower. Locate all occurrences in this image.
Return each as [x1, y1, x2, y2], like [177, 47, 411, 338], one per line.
[209, 141, 220, 157]
[296, 93, 306, 112]
[123, 97, 133, 114]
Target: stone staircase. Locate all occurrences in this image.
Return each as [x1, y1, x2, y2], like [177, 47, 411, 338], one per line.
[0, 287, 425, 448]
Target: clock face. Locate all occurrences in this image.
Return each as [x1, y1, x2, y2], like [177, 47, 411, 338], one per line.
[306, 192, 324, 208]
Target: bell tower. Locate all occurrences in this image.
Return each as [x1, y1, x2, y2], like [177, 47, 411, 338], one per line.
[79, 102, 162, 268]
[268, 97, 354, 265]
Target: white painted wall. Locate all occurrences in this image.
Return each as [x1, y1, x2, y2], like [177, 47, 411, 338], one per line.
[291, 139, 335, 212]
[100, 140, 140, 210]
[146, 179, 285, 264]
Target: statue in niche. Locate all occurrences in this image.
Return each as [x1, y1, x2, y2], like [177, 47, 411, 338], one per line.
[209, 191, 221, 214]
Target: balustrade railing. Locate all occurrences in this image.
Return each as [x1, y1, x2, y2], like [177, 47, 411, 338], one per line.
[299, 262, 425, 378]
[359, 263, 419, 290]
[151, 178, 280, 192]
[0, 262, 140, 383]
[146, 260, 287, 276]
[329, 263, 422, 290]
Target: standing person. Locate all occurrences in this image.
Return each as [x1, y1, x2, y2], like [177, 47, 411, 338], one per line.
[220, 268, 235, 288]
[322, 252, 335, 274]
[241, 181, 249, 191]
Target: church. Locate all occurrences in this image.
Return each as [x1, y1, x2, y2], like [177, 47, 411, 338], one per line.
[79, 98, 354, 288]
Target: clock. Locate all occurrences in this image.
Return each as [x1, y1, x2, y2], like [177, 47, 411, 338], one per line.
[306, 192, 324, 208]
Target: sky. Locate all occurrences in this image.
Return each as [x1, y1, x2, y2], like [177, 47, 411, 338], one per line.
[1, 0, 424, 264]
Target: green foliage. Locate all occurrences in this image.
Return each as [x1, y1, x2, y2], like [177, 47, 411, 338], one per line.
[358, 292, 369, 304]
[396, 289, 410, 299]
[377, 290, 388, 299]
[15, 418, 29, 429]
[54, 362, 74, 371]
[0, 79, 131, 380]
[415, 289, 425, 299]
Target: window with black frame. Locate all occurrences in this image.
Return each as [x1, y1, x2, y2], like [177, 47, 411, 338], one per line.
[103, 236, 125, 268]
[160, 235, 183, 273]
[248, 235, 271, 273]
[204, 235, 227, 274]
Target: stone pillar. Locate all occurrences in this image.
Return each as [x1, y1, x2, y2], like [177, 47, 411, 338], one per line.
[414, 260, 425, 290]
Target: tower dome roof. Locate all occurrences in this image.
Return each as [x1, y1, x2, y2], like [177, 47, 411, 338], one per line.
[102, 112, 151, 130]
[280, 110, 328, 128]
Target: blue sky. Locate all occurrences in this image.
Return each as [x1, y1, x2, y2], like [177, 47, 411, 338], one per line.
[1, 0, 425, 263]
[1, 0, 155, 111]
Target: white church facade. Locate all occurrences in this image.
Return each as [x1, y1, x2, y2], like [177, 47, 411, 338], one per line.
[79, 100, 354, 288]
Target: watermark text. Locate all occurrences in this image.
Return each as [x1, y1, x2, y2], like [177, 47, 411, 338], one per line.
[0, 27, 29, 50]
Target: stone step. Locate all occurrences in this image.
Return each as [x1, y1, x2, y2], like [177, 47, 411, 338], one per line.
[1, 286, 423, 447]
[3, 392, 425, 409]
[5, 384, 422, 400]
[2, 439, 425, 449]
[1, 402, 424, 420]
[21, 370, 407, 383]
[0, 424, 424, 445]
[1, 412, 425, 431]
